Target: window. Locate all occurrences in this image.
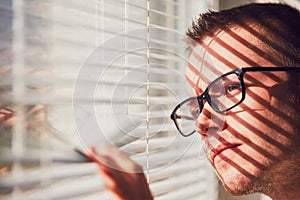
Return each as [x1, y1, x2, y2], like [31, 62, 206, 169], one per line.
[0, 1, 218, 199]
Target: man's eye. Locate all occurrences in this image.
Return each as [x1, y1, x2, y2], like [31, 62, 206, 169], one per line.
[227, 85, 239, 91]
[225, 84, 241, 95]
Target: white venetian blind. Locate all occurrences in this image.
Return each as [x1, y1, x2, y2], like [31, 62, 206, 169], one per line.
[0, 0, 218, 199]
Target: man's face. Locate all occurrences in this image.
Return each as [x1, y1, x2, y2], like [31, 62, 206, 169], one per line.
[186, 27, 300, 195]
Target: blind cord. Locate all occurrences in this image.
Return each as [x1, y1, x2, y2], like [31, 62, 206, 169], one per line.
[146, 0, 150, 184]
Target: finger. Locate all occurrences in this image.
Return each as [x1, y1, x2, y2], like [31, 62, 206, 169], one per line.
[95, 144, 143, 173]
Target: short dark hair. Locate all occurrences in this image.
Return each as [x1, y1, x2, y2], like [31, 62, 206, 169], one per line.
[186, 3, 300, 66]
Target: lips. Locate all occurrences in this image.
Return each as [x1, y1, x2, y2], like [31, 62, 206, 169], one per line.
[210, 143, 241, 163]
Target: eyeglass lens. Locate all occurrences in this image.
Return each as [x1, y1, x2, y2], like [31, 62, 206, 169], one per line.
[208, 73, 243, 112]
[174, 98, 199, 136]
[174, 72, 243, 136]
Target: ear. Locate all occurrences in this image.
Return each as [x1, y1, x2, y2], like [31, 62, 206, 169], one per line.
[288, 94, 299, 104]
[288, 72, 300, 99]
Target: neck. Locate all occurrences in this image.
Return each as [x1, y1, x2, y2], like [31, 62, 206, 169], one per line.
[268, 186, 300, 200]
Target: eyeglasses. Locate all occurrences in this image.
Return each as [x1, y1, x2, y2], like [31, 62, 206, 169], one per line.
[170, 67, 300, 137]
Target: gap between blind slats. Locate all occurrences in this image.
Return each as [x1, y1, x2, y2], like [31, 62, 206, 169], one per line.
[106, 123, 181, 148]
[21, 53, 181, 72]
[149, 8, 180, 20]
[150, 169, 206, 196]
[155, 182, 207, 200]
[0, 78, 185, 93]
[0, 174, 104, 200]
[149, 24, 184, 34]
[0, 61, 180, 76]
[43, 59, 182, 75]
[150, 157, 206, 183]
[0, 77, 180, 88]
[66, 192, 110, 200]
[99, 47, 183, 63]
[130, 110, 174, 119]
[128, 96, 177, 104]
[27, 175, 103, 200]
[121, 135, 197, 154]
[0, 148, 90, 166]
[157, 0, 184, 6]
[50, 34, 180, 53]
[132, 147, 199, 169]
[0, 95, 179, 105]
[40, 38, 181, 60]
[0, 163, 98, 190]
[97, 63, 180, 74]
[149, 159, 206, 182]
[43, 46, 182, 67]
[30, 25, 181, 53]
[127, 0, 183, 10]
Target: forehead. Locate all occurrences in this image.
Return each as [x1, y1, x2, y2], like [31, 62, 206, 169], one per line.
[185, 27, 276, 96]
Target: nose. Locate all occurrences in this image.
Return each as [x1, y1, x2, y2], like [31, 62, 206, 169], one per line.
[196, 103, 226, 137]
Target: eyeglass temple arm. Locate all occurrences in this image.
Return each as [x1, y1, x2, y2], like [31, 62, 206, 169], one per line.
[242, 67, 300, 72]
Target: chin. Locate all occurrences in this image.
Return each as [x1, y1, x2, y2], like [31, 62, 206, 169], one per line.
[216, 165, 260, 196]
[222, 181, 256, 196]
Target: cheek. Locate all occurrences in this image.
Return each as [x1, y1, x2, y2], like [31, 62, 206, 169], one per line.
[224, 86, 273, 138]
[242, 86, 271, 111]
[225, 87, 271, 140]
[225, 103, 291, 160]
[239, 88, 296, 148]
[225, 111, 265, 146]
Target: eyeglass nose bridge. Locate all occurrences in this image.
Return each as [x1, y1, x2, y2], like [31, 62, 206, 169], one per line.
[196, 91, 221, 114]
[196, 92, 208, 114]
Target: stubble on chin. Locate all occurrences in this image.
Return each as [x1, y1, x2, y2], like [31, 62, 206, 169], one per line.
[214, 162, 263, 196]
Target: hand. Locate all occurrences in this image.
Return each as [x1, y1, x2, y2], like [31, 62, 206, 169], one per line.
[89, 144, 153, 200]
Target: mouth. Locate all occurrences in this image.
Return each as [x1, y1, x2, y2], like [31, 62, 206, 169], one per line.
[210, 143, 241, 163]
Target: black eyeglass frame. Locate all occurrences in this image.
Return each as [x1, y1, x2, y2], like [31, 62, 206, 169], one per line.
[170, 67, 300, 137]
